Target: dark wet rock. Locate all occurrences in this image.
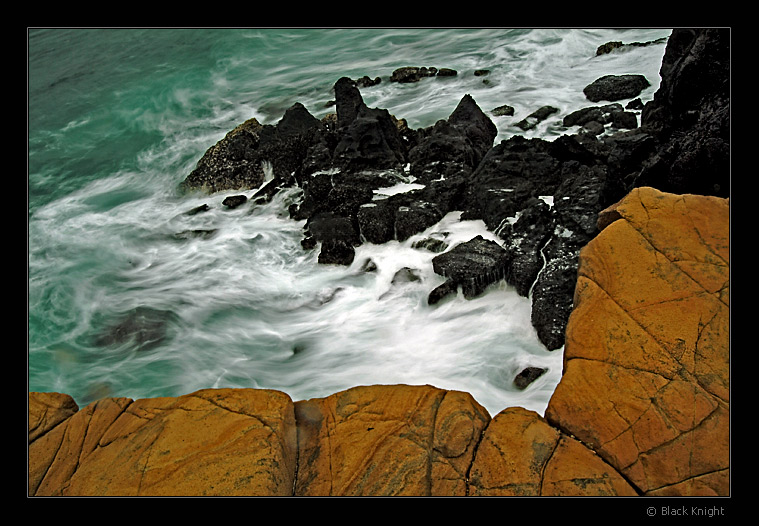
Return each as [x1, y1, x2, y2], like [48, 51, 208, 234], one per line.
[305, 212, 360, 247]
[528, 163, 624, 350]
[513, 366, 547, 390]
[582, 121, 605, 136]
[319, 239, 355, 265]
[355, 75, 381, 88]
[182, 103, 326, 194]
[185, 204, 210, 216]
[496, 197, 553, 297]
[562, 103, 623, 129]
[583, 74, 651, 103]
[428, 235, 509, 304]
[304, 211, 360, 265]
[437, 68, 458, 77]
[626, 98, 644, 110]
[595, 37, 668, 56]
[359, 258, 378, 273]
[530, 240, 578, 351]
[409, 94, 497, 184]
[427, 280, 459, 305]
[447, 94, 499, 164]
[610, 111, 638, 129]
[515, 106, 559, 131]
[390, 66, 438, 83]
[637, 28, 730, 197]
[326, 182, 375, 217]
[412, 237, 448, 253]
[92, 306, 178, 352]
[492, 105, 514, 117]
[596, 41, 625, 55]
[222, 194, 248, 209]
[474, 69, 490, 77]
[331, 79, 407, 173]
[461, 135, 563, 231]
[357, 202, 396, 244]
[602, 129, 658, 185]
[394, 202, 443, 242]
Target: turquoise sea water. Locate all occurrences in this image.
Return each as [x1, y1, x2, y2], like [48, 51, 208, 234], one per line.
[28, 28, 671, 416]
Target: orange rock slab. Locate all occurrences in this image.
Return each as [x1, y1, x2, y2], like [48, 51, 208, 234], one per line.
[29, 388, 298, 496]
[545, 187, 729, 496]
[294, 384, 490, 496]
[468, 407, 637, 496]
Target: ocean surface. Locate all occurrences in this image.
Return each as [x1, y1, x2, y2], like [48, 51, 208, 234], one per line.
[28, 27, 672, 416]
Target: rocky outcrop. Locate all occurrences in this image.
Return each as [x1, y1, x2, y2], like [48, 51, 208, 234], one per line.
[28, 186, 729, 497]
[636, 28, 730, 198]
[545, 186, 729, 496]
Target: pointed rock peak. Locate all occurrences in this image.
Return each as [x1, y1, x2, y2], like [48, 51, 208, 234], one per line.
[334, 76, 366, 128]
[276, 102, 321, 137]
[448, 94, 497, 135]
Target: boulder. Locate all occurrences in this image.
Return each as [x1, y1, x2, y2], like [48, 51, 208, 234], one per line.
[182, 103, 325, 193]
[583, 74, 651, 103]
[545, 187, 729, 496]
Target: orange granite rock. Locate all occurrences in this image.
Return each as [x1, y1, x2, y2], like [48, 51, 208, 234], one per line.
[468, 406, 637, 496]
[294, 384, 490, 496]
[29, 388, 298, 496]
[545, 187, 729, 496]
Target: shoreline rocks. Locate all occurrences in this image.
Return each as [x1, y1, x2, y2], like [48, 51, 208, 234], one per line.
[28, 185, 729, 496]
[176, 29, 729, 353]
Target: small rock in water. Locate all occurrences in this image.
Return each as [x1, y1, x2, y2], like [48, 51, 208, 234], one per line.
[223, 195, 248, 209]
[185, 204, 210, 215]
[391, 267, 422, 285]
[515, 106, 559, 131]
[513, 367, 547, 390]
[390, 66, 438, 83]
[491, 105, 515, 117]
[412, 238, 449, 253]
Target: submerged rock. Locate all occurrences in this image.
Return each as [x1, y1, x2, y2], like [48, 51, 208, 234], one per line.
[92, 306, 178, 352]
